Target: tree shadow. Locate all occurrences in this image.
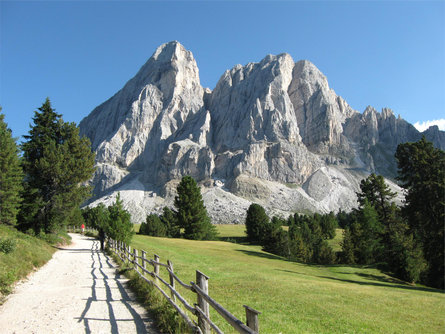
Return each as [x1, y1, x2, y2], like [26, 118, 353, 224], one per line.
[219, 236, 248, 244]
[236, 249, 285, 261]
[317, 275, 443, 294]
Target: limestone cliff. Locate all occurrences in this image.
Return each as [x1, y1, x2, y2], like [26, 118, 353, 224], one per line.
[79, 41, 444, 223]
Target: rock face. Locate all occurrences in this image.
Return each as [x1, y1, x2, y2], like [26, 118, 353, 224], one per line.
[79, 41, 445, 223]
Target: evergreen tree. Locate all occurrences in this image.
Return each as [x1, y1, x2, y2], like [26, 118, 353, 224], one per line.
[245, 203, 269, 244]
[395, 137, 445, 289]
[340, 227, 356, 264]
[385, 211, 427, 283]
[140, 214, 167, 237]
[160, 207, 180, 238]
[106, 193, 134, 244]
[82, 204, 109, 231]
[357, 173, 397, 222]
[174, 176, 217, 240]
[261, 216, 288, 257]
[20, 98, 95, 233]
[0, 111, 23, 225]
[319, 212, 337, 240]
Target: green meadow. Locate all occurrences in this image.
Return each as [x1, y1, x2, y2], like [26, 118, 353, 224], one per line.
[130, 225, 444, 333]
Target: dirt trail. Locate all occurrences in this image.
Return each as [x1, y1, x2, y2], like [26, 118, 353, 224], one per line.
[0, 233, 159, 334]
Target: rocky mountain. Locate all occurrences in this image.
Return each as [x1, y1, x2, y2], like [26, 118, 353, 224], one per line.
[79, 41, 445, 223]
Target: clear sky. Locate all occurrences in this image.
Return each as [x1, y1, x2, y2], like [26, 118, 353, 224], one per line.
[1, 1, 444, 142]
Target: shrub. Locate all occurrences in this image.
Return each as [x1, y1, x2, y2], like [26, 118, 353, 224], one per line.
[0, 238, 16, 254]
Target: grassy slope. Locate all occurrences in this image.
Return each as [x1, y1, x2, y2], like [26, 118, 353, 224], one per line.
[131, 225, 444, 334]
[0, 225, 57, 299]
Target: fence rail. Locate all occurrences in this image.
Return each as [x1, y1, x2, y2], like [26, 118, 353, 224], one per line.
[107, 238, 261, 334]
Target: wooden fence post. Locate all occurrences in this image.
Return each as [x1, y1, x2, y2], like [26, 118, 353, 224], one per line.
[168, 260, 176, 303]
[244, 305, 261, 333]
[154, 254, 160, 285]
[141, 250, 146, 275]
[133, 248, 138, 271]
[196, 270, 210, 334]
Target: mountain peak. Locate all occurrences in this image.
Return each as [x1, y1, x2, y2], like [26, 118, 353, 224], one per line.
[152, 40, 188, 61]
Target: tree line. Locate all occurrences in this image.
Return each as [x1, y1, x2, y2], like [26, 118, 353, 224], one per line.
[339, 138, 444, 289]
[245, 138, 444, 289]
[1, 99, 96, 237]
[138, 176, 218, 240]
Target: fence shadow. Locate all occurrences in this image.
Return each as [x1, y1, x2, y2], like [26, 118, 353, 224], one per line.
[75, 240, 150, 334]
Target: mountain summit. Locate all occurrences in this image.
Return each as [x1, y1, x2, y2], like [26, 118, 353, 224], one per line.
[79, 41, 444, 223]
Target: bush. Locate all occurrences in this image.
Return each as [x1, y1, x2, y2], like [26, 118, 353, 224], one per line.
[0, 238, 16, 254]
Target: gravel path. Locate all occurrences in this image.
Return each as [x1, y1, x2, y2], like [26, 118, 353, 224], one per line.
[0, 234, 159, 334]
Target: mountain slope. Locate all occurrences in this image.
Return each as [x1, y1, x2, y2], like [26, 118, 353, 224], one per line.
[79, 41, 444, 223]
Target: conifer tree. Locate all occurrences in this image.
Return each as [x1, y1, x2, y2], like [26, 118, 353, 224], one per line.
[174, 176, 217, 240]
[396, 137, 445, 289]
[20, 98, 95, 233]
[140, 214, 167, 237]
[0, 110, 23, 225]
[106, 193, 134, 244]
[245, 203, 269, 244]
[357, 173, 397, 222]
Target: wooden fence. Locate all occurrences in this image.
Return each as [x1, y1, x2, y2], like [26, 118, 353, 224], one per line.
[107, 238, 261, 334]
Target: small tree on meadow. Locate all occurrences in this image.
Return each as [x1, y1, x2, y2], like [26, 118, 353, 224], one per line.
[245, 203, 269, 244]
[174, 176, 217, 240]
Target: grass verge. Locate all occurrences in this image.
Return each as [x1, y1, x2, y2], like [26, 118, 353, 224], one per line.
[0, 225, 60, 302]
[108, 247, 193, 333]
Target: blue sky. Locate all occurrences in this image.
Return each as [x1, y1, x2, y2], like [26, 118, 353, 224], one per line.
[1, 1, 444, 141]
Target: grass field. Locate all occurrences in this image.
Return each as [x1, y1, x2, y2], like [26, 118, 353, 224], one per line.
[129, 225, 444, 333]
[0, 225, 57, 300]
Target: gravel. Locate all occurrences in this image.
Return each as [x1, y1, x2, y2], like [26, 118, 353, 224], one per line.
[0, 233, 159, 334]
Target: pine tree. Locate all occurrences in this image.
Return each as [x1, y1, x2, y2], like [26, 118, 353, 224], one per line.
[20, 98, 95, 233]
[106, 193, 134, 244]
[140, 214, 167, 237]
[174, 176, 217, 240]
[160, 207, 180, 237]
[354, 200, 384, 264]
[0, 111, 23, 225]
[395, 137, 445, 289]
[245, 203, 269, 244]
[357, 173, 397, 222]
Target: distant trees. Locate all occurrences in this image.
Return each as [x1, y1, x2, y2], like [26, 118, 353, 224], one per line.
[139, 176, 217, 241]
[340, 164, 430, 285]
[140, 214, 166, 237]
[0, 110, 23, 226]
[82, 194, 134, 244]
[245, 203, 337, 264]
[19, 98, 95, 234]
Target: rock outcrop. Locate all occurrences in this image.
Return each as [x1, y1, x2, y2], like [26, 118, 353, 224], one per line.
[79, 41, 444, 223]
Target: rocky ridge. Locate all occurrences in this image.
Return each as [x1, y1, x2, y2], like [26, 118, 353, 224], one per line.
[80, 41, 444, 223]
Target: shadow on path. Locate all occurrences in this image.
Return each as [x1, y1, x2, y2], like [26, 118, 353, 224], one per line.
[74, 239, 149, 334]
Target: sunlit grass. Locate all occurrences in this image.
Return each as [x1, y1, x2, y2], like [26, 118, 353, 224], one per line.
[0, 225, 56, 300]
[129, 230, 444, 333]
